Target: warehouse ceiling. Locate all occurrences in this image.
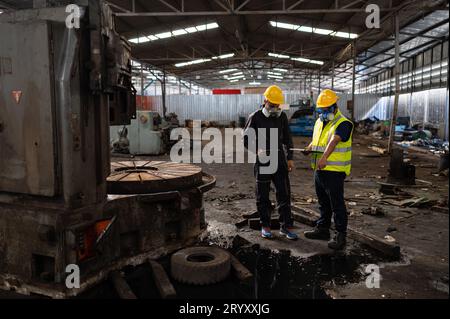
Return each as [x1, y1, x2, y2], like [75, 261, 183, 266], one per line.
[105, 0, 448, 90]
[1, 0, 447, 91]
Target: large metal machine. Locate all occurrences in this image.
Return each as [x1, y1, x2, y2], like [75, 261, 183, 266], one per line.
[0, 0, 213, 298]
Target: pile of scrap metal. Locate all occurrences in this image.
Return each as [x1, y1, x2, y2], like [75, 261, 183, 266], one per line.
[357, 116, 448, 155]
[0, 0, 214, 299]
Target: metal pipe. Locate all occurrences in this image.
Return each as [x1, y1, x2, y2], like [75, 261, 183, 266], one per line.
[57, 28, 79, 204]
[387, 14, 400, 154]
[115, 8, 396, 17]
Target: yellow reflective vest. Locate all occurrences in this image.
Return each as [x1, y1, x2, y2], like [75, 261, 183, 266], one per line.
[311, 110, 353, 175]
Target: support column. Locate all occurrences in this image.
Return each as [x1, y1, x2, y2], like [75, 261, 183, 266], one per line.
[351, 41, 357, 121]
[140, 63, 144, 109]
[161, 70, 167, 117]
[388, 15, 400, 154]
[331, 61, 335, 90]
[318, 71, 321, 92]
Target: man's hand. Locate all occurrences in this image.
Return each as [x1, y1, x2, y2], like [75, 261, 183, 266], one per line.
[317, 157, 327, 170]
[288, 160, 295, 172]
[301, 144, 313, 155]
[301, 149, 311, 156]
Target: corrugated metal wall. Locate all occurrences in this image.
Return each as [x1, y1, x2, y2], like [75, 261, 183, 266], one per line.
[146, 93, 304, 124]
[143, 88, 448, 139]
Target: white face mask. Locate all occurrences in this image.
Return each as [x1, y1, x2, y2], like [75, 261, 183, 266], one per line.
[263, 107, 281, 118]
[263, 104, 281, 118]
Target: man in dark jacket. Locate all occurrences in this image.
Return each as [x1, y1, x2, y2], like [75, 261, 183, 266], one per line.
[243, 85, 297, 240]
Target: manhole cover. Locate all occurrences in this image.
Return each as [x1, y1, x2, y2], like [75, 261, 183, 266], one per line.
[107, 161, 203, 194]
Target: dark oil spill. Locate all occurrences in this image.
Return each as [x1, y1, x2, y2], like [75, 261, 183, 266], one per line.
[77, 237, 387, 299]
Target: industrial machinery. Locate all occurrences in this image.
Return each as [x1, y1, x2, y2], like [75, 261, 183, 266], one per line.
[111, 111, 178, 155]
[0, 0, 214, 298]
[289, 98, 316, 136]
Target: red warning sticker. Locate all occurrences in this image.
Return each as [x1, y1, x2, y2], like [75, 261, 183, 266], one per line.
[11, 90, 22, 104]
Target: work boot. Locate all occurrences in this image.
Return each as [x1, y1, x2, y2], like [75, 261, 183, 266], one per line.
[328, 232, 347, 250]
[304, 227, 330, 240]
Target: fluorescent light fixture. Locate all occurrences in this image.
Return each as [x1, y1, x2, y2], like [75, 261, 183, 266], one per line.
[268, 74, 283, 79]
[185, 27, 198, 33]
[196, 25, 207, 31]
[313, 27, 332, 35]
[333, 31, 358, 39]
[230, 72, 243, 76]
[129, 36, 151, 44]
[270, 20, 358, 39]
[175, 53, 233, 67]
[155, 32, 172, 39]
[228, 75, 245, 80]
[172, 29, 188, 36]
[219, 68, 238, 74]
[274, 68, 288, 72]
[175, 58, 211, 67]
[212, 53, 235, 59]
[206, 22, 219, 29]
[267, 71, 282, 76]
[291, 56, 324, 65]
[298, 26, 313, 32]
[270, 21, 298, 30]
[129, 22, 219, 44]
[268, 52, 290, 59]
[249, 81, 261, 85]
[230, 79, 239, 83]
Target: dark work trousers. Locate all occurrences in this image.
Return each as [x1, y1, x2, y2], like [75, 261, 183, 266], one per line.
[254, 153, 294, 229]
[314, 170, 348, 234]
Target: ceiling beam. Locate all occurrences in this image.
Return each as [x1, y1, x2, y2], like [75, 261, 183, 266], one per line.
[156, 0, 180, 12]
[115, 7, 396, 17]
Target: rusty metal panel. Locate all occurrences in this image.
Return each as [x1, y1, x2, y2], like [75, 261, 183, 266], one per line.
[0, 21, 55, 196]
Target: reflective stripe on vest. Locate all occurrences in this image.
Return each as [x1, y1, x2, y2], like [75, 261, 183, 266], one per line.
[310, 110, 353, 175]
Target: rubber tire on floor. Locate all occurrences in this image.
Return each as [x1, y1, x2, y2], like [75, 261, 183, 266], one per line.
[170, 246, 231, 285]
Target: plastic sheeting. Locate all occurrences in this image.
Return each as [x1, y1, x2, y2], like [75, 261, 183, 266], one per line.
[354, 88, 449, 139]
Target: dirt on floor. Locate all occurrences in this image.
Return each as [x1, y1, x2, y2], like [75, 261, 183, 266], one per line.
[125, 130, 448, 299]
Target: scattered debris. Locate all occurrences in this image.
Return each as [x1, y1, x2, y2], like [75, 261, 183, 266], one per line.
[292, 206, 401, 259]
[431, 206, 449, 214]
[380, 196, 436, 208]
[149, 260, 177, 299]
[349, 211, 363, 217]
[361, 206, 386, 217]
[110, 271, 137, 299]
[369, 145, 388, 155]
[399, 197, 437, 208]
[217, 193, 251, 202]
[384, 235, 396, 243]
[379, 183, 413, 197]
[386, 226, 397, 233]
[348, 201, 357, 206]
[230, 254, 253, 283]
[438, 169, 449, 177]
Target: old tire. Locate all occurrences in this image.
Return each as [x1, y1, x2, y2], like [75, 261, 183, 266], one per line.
[170, 246, 231, 285]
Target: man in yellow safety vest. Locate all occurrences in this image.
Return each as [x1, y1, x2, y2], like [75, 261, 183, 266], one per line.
[303, 89, 354, 250]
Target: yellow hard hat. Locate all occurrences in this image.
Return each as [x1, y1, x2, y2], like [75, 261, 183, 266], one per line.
[263, 85, 284, 105]
[316, 89, 339, 108]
